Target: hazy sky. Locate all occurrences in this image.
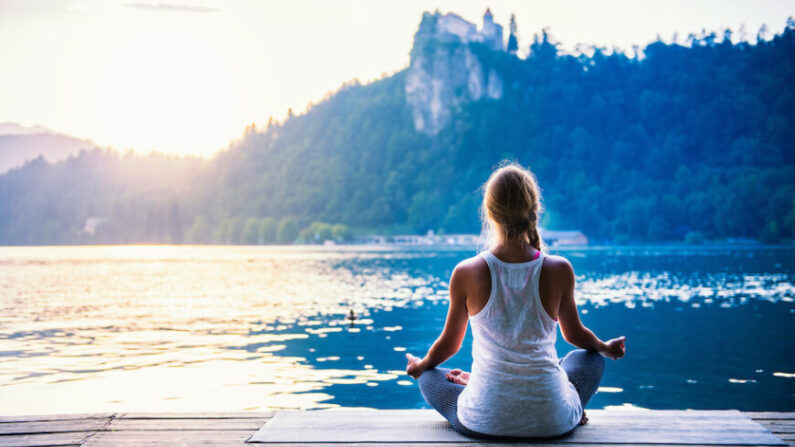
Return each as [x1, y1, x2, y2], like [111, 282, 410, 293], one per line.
[1, 0, 792, 156]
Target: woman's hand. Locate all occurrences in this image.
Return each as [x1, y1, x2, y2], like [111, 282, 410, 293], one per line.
[445, 368, 470, 386]
[601, 336, 626, 360]
[405, 353, 426, 379]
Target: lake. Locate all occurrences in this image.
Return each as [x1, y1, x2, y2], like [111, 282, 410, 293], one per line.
[0, 245, 793, 414]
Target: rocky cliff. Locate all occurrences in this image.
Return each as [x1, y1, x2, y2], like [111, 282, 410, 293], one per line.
[405, 11, 504, 135]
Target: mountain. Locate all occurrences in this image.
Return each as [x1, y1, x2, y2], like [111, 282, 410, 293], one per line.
[0, 123, 52, 135]
[1, 11, 793, 245]
[0, 123, 96, 174]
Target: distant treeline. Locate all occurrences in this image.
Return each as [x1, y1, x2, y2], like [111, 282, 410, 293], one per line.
[0, 19, 793, 245]
[187, 216, 351, 245]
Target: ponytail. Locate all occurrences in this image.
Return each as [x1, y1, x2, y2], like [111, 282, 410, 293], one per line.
[527, 221, 543, 252]
[482, 162, 545, 252]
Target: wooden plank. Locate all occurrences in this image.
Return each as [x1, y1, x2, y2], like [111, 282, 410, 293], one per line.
[0, 414, 112, 424]
[0, 419, 108, 436]
[107, 418, 264, 431]
[249, 445, 786, 447]
[117, 412, 273, 419]
[249, 410, 468, 443]
[589, 409, 760, 420]
[774, 433, 795, 447]
[248, 409, 786, 445]
[757, 420, 795, 426]
[83, 430, 252, 447]
[563, 424, 784, 445]
[0, 432, 86, 447]
[756, 421, 795, 434]
[747, 413, 795, 421]
[0, 410, 788, 446]
[593, 409, 748, 417]
[571, 413, 764, 427]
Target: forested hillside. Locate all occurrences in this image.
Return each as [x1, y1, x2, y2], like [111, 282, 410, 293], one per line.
[1, 16, 793, 245]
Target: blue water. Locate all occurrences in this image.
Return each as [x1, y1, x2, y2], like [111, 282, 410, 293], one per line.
[260, 247, 795, 411]
[0, 245, 793, 413]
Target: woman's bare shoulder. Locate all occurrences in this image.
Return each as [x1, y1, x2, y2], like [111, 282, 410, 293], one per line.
[454, 255, 488, 273]
[450, 255, 491, 302]
[451, 255, 489, 284]
[541, 254, 575, 282]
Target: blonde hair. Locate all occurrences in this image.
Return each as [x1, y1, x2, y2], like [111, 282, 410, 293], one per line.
[480, 162, 545, 251]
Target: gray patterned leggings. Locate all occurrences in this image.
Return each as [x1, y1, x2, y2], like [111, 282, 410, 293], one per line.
[417, 349, 605, 439]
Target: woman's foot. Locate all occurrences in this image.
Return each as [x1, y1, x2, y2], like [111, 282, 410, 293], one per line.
[445, 369, 470, 385]
[579, 410, 589, 425]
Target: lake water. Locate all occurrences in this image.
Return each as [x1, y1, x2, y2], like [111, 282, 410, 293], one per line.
[0, 245, 793, 414]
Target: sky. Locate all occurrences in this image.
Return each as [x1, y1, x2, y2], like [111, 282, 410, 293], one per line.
[1, 0, 793, 156]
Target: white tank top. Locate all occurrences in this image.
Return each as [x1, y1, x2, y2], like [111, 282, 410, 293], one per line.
[456, 251, 583, 437]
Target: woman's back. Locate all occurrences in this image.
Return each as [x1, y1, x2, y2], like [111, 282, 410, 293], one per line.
[407, 163, 623, 439]
[456, 250, 583, 437]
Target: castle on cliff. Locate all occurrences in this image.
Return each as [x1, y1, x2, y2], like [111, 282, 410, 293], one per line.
[405, 9, 506, 135]
[435, 8, 504, 51]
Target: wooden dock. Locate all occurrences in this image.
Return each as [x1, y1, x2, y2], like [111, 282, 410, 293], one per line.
[0, 410, 791, 447]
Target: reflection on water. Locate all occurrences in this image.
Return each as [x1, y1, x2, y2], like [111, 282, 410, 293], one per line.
[0, 245, 793, 414]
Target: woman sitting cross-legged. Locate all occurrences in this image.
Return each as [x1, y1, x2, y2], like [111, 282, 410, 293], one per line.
[405, 162, 626, 439]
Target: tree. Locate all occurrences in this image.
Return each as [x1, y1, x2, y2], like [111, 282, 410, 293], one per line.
[299, 222, 334, 243]
[507, 13, 518, 54]
[1, 19, 794, 245]
[314, 222, 333, 241]
[186, 215, 212, 244]
[277, 217, 299, 244]
[259, 217, 277, 244]
[228, 218, 245, 244]
[241, 218, 259, 245]
[214, 219, 231, 244]
[215, 218, 244, 244]
[529, 28, 557, 61]
[685, 231, 706, 245]
[332, 223, 352, 241]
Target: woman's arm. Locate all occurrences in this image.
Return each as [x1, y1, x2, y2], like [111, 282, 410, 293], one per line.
[406, 263, 471, 378]
[555, 258, 626, 360]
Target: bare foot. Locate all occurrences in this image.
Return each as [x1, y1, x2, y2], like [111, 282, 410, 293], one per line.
[579, 410, 589, 426]
[445, 369, 470, 386]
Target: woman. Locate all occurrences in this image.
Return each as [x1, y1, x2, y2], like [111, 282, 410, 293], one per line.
[406, 163, 626, 439]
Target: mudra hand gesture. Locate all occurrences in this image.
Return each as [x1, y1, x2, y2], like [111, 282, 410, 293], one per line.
[405, 353, 425, 379]
[601, 336, 626, 360]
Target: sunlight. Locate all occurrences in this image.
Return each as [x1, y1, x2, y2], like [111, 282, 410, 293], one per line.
[2, 1, 791, 156]
[101, 244, 194, 260]
[0, 1, 793, 438]
[92, 26, 239, 156]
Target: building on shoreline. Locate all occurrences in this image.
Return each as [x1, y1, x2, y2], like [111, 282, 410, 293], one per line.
[540, 229, 589, 246]
[357, 231, 480, 246]
[356, 229, 587, 247]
